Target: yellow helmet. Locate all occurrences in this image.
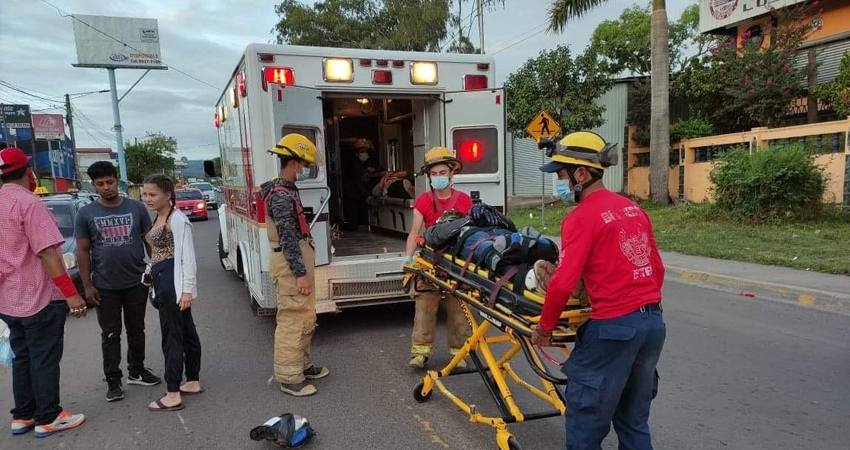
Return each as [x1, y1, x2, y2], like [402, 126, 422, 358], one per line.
[538, 131, 618, 173]
[353, 138, 373, 151]
[420, 146, 462, 175]
[269, 133, 317, 164]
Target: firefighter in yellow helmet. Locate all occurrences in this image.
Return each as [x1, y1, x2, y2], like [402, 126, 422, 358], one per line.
[531, 131, 667, 450]
[403, 147, 473, 370]
[260, 134, 329, 397]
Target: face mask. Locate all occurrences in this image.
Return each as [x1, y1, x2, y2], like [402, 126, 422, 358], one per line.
[555, 178, 572, 203]
[430, 176, 450, 191]
[296, 166, 311, 181]
[357, 153, 369, 162]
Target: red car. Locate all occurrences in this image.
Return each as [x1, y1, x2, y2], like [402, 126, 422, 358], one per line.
[175, 188, 208, 221]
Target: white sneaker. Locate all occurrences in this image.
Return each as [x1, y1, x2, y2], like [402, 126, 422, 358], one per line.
[34, 410, 85, 438]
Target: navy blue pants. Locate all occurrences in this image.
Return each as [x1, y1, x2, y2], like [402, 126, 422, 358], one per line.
[0, 301, 67, 425]
[152, 259, 202, 393]
[563, 307, 666, 450]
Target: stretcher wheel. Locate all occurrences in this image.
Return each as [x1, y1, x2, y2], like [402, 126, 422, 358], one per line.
[413, 381, 432, 403]
[506, 437, 522, 450]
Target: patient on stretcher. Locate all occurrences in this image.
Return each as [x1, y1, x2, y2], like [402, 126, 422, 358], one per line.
[422, 204, 589, 305]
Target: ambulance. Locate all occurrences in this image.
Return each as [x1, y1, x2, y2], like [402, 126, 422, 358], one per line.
[209, 44, 506, 315]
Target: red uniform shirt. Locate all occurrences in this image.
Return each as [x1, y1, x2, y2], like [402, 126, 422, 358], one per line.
[541, 190, 664, 331]
[413, 189, 473, 228]
[0, 183, 65, 318]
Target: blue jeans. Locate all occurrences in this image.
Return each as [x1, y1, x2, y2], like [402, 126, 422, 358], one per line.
[563, 307, 666, 450]
[0, 301, 68, 425]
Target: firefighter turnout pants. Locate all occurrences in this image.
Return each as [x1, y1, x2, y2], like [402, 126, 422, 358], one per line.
[410, 287, 472, 358]
[271, 240, 317, 384]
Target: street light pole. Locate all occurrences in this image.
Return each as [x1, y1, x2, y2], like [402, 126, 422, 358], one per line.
[107, 68, 128, 183]
[64, 94, 80, 183]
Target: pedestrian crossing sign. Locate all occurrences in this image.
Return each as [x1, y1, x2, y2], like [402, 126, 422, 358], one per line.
[525, 110, 560, 142]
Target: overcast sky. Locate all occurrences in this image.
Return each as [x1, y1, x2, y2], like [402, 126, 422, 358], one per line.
[0, 0, 692, 160]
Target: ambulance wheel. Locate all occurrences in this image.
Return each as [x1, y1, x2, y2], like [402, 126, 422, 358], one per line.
[506, 437, 522, 450]
[413, 381, 432, 403]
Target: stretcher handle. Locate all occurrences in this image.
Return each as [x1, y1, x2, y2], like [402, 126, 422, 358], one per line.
[516, 332, 570, 385]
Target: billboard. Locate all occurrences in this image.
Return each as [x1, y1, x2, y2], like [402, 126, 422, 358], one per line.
[0, 104, 32, 129]
[32, 114, 65, 140]
[72, 15, 167, 69]
[699, 0, 806, 33]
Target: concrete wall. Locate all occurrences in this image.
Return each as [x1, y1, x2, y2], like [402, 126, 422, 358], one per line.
[627, 119, 850, 206]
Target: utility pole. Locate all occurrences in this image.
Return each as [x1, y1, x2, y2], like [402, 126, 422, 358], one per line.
[477, 0, 485, 53]
[64, 94, 80, 183]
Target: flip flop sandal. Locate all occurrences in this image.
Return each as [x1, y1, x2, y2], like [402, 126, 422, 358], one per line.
[148, 399, 185, 412]
[179, 388, 205, 395]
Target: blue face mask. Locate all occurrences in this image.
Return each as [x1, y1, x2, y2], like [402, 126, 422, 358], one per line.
[296, 166, 311, 182]
[555, 178, 572, 203]
[430, 176, 450, 191]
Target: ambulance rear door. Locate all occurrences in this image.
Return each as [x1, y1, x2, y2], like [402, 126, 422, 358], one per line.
[269, 84, 331, 266]
[443, 89, 506, 209]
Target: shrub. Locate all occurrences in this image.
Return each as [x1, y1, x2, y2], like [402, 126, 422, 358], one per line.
[709, 145, 827, 222]
[812, 51, 850, 118]
[670, 118, 714, 142]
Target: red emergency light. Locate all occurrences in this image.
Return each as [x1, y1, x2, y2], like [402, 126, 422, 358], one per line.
[213, 112, 220, 128]
[463, 75, 488, 90]
[372, 70, 393, 85]
[359, 59, 373, 66]
[458, 140, 484, 162]
[476, 63, 490, 71]
[392, 60, 405, 68]
[262, 67, 295, 90]
[237, 72, 247, 97]
[376, 59, 389, 67]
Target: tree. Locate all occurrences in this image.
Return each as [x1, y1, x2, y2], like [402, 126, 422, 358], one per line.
[504, 46, 612, 137]
[550, 0, 671, 203]
[583, 3, 715, 76]
[674, 2, 817, 133]
[125, 133, 177, 184]
[813, 51, 850, 118]
[274, 0, 450, 52]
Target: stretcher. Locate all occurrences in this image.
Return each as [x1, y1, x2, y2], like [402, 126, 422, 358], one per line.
[403, 246, 591, 450]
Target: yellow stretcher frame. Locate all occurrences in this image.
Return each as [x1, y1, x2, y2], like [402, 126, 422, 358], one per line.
[404, 250, 591, 450]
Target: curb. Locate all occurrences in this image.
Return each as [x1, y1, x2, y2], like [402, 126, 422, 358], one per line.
[665, 265, 850, 315]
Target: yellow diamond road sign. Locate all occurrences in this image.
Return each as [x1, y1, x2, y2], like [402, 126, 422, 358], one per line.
[525, 110, 561, 142]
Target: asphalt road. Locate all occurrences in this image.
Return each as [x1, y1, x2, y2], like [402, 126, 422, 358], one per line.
[2, 213, 848, 450]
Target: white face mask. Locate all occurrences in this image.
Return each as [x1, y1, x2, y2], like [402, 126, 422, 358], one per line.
[357, 153, 369, 162]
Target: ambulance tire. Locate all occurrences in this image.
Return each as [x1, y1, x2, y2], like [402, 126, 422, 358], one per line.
[413, 381, 432, 403]
[236, 251, 245, 281]
[217, 232, 227, 270]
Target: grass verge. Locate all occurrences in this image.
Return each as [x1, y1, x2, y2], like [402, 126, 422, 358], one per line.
[508, 201, 850, 275]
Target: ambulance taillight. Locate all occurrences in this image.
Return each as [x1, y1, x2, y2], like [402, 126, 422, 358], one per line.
[463, 75, 488, 90]
[263, 67, 295, 90]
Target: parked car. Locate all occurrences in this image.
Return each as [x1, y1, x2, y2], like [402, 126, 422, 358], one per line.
[42, 194, 95, 300]
[175, 188, 208, 221]
[189, 182, 218, 209]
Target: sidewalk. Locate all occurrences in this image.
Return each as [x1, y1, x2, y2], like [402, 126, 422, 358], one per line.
[545, 235, 850, 314]
[661, 251, 850, 315]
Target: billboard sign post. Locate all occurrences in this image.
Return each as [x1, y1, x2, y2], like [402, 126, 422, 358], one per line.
[71, 14, 167, 185]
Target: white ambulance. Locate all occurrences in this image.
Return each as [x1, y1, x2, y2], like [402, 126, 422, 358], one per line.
[209, 44, 506, 315]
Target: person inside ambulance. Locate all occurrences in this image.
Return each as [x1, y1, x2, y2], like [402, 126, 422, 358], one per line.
[403, 147, 473, 370]
[529, 131, 666, 450]
[260, 134, 330, 397]
[346, 138, 385, 228]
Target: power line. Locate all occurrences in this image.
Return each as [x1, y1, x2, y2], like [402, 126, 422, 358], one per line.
[442, 9, 478, 51]
[0, 80, 63, 103]
[36, 0, 220, 91]
[490, 22, 548, 55]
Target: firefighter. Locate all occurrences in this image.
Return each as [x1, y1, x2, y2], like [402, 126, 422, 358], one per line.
[530, 131, 666, 450]
[260, 134, 329, 397]
[403, 147, 473, 370]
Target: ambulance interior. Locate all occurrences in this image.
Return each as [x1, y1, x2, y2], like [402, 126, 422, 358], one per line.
[322, 96, 425, 258]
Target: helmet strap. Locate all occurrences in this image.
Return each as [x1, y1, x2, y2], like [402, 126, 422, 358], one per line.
[568, 166, 602, 203]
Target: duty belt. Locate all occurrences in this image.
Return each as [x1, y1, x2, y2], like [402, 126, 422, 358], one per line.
[637, 303, 663, 313]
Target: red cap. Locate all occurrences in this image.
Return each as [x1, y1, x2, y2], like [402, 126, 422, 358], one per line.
[0, 147, 31, 175]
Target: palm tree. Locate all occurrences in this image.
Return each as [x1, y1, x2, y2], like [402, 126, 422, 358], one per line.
[549, 0, 670, 204]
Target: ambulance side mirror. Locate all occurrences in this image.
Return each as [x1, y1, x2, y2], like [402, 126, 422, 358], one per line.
[204, 160, 219, 178]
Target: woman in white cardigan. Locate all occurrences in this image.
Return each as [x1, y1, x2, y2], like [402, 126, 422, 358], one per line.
[142, 174, 202, 412]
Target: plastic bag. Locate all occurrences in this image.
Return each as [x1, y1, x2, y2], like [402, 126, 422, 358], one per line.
[0, 324, 13, 368]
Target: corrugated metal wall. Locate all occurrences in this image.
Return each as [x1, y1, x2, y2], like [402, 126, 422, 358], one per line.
[506, 82, 628, 197]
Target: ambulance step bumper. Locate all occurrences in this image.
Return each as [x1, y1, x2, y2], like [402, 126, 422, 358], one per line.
[330, 277, 407, 302]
